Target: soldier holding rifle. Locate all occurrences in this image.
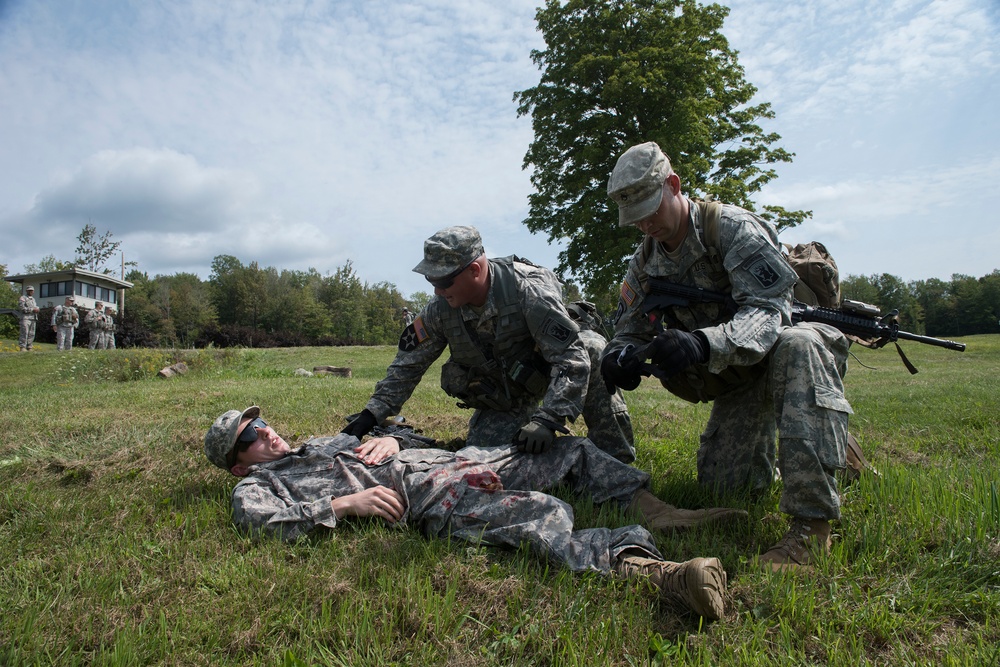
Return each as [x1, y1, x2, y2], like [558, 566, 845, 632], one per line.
[600, 141, 863, 571]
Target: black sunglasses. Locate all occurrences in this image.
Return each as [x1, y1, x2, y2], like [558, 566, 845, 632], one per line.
[228, 417, 268, 466]
[426, 258, 476, 290]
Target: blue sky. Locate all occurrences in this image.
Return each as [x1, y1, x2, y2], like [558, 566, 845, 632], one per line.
[1, 0, 997, 299]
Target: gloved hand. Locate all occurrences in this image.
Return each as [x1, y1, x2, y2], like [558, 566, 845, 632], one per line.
[341, 409, 378, 439]
[514, 419, 558, 454]
[601, 346, 644, 393]
[647, 329, 709, 378]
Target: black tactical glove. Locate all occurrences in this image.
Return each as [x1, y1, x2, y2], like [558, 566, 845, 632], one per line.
[601, 346, 644, 393]
[514, 418, 561, 454]
[647, 329, 709, 378]
[341, 409, 378, 439]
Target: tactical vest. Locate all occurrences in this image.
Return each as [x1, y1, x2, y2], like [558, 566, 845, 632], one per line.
[635, 201, 766, 403]
[57, 306, 76, 325]
[439, 256, 552, 412]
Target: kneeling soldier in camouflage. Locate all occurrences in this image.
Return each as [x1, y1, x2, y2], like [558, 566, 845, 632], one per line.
[344, 225, 635, 464]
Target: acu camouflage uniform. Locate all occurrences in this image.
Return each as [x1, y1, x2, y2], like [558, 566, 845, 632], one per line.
[52, 302, 80, 351]
[85, 307, 105, 349]
[102, 310, 116, 349]
[17, 292, 38, 350]
[366, 256, 635, 462]
[231, 433, 660, 572]
[605, 199, 852, 522]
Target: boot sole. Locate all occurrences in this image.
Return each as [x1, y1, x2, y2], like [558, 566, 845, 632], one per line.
[674, 557, 727, 620]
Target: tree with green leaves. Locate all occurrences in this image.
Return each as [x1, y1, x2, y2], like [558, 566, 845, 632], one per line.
[75, 223, 136, 275]
[515, 0, 808, 297]
[0, 263, 21, 339]
[22, 254, 75, 274]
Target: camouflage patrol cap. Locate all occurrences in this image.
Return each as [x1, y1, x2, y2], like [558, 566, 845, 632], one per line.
[204, 406, 260, 470]
[607, 142, 673, 227]
[25, 285, 34, 291]
[412, 226, 485, 278]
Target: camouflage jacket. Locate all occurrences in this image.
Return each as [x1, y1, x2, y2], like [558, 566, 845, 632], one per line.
[605, 198, 799, 374]
[52, 305, 79, 327]
[365, 257, 590, 424]
[18, 296, 38, 321]
[85, 309, 104, 327]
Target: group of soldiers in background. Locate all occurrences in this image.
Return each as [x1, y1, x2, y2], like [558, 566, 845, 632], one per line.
[84, 301, 117, 350]
[14, 287, 115, 352]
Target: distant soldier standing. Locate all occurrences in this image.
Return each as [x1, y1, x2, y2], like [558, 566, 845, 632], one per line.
[103, 306, 116, 349]
[17, 285, 39, 351]
[86, 302, 105, 349]
[401, 307, 415, 326]
[52, 296, 80, 351]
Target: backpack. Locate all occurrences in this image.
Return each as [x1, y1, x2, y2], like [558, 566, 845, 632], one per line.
[566, 301, 608, 336]
[665, 200, 841, 308]
[782, 241, 840, 308]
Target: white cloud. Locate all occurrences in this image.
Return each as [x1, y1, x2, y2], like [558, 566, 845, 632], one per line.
[727, 0, 1000, 119]
[2, 0, 998, 291]
[30, 148, 260, 234]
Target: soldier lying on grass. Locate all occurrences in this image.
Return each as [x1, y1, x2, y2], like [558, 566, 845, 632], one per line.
[205, 406, 743, 620]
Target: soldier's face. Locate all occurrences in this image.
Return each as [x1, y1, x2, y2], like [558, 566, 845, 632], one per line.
[232, 415, 290, 466]
[434, 263, 480, 308]
[635, 176, 687, 248]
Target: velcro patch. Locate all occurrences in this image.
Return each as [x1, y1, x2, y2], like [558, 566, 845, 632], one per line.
[747, 258, 781, 289]
[544, 317, 572, 343]
[613, 300, 625, 325]
[620, 280, 637, 307]
[398, 316, 430, 351]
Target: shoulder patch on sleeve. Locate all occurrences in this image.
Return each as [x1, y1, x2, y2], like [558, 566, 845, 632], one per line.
[746, 258, 782, 289]
[620, 280, 637, 307]
[398, 315, 430, 351]
[543, 317, 573, 343]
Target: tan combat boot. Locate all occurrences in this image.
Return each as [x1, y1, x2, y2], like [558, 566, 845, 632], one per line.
[616, 556, 727, 620]
[759, 517, 832, 571]
[841, 433, 879, 485]
[630, 489, 748, 532]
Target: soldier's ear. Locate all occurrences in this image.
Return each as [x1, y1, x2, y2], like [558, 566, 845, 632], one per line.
[230, 463, 251, 477]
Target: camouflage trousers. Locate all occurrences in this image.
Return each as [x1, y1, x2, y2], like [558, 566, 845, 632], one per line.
[402, 454, 660, 574]
[692, 323, 852, 521]
[56, 325, 75, 351]
[18, 318, 36, 350]
[464, 330, 636, 463]
[456, 437, 649, 505]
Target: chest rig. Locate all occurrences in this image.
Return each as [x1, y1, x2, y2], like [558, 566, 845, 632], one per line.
[637, 201, 768, 403]
[439, 256, 551, 412]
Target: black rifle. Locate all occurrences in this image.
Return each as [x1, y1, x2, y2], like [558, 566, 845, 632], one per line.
[638, 277, 965, 374]
[369, 415, 440, 447]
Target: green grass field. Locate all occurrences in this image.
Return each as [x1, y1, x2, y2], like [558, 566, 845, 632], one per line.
[1, 336, 998, 666]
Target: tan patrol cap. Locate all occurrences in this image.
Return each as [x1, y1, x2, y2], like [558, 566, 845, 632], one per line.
[607, 142, 673, 227]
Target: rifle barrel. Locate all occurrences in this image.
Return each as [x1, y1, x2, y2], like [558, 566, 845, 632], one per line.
[895, 330, 966, 352]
